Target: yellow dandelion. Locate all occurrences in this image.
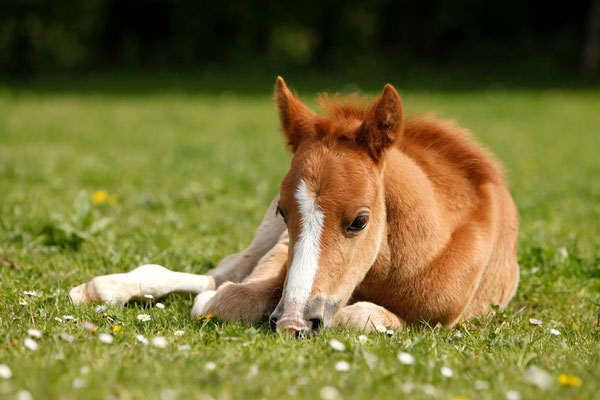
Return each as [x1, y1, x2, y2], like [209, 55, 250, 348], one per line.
[91, 326, 97, 333]
[112, 325, 122, 333]
[91, 190, 108, 204]
[457, 321, 466, 328]
[558, 374, 581, 387]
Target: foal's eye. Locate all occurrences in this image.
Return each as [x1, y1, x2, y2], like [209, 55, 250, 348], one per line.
[276, 206, 288, 223]
[348, 213, 369, 232]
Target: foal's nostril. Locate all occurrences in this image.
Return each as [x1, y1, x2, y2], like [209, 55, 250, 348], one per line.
[309, 317, 323, 333]
[269, 316, 278, 332]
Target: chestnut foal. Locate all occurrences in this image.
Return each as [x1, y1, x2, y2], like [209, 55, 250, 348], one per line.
[70, 77, 519, 335]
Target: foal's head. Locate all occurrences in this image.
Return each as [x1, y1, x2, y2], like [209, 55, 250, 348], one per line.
[270, 77, 403, 335]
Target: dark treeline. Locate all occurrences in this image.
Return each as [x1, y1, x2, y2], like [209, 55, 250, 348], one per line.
[1, 0, 597, 77]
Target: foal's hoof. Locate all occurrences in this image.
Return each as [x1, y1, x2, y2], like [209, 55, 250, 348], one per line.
[191, 290, 217, 318]
[69, 281, 99, 305]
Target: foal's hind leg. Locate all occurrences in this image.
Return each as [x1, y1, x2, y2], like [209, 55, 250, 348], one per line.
[332, 302, 405, 332]
[191, 232, 288, 322]
[70, 195, 285, 305]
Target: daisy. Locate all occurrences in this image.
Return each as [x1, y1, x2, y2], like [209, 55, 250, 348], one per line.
[156, 303, 165, 309]
[98, 333, 114, 344]
[24, 338, 38, 351]
[441, 366, 454, 378]
[506, 390, 521, 400]
[23, 290, 39, 297]
[178, 345, 191, 351]
[16, 390, 32, 400]
[320, 386, 340, 400]
[174, 330, 184, 336]
[0, 364, 12, 379]
[386, 329, 394, 336]
[143, 294, 154, 300]
[95, 305, 107, 313]
[136, 334, 149, 345]
[329, 339, 345, 352]
[474, 380, 490, 390]
[55, 317, 64, 323]
[27, 329, 43, 339]
[62, 315, 75, 321]
[19, 299, 27, 306]
[72, 378, 86, 389]
[205, 362, 217, 371]
[152, 336, 167, 348]
[335, 361, 350, 372]
[358, 335, 368, 344]
[375, 325, 386, 333]
[137, 314, 151, 322]
[550, 328, 561, 336]
[524, 366, 551, 389]
[397, 352, 415, 365]
[529, 318, 543, 326]
[81, 321, 96, 331]
[60, 332, 75, 343]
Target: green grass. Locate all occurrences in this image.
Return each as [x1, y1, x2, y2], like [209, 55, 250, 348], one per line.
[0, 81, 599, 400]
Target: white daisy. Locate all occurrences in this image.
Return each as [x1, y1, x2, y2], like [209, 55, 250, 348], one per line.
[475, 380, 490, 390]
[529, 318, 542, 326]
[81, 321, 96, 331]
[60, 332, 75, 343]
[54, 317, 64, 323]
[144, 294, 154, 299]
[397, 351, 415, 365]
[0, 364, 12, 379]
[156, 303, 165, 309]
[98, 333, 114, 344]
[358, 335, 368, 344]
[550, 328, 561, 336]
[24, 338, 38, 351]
[95, 305, 107, 313]
[506, 390, 521, 400]
[320, 386, 340, 400]
[136, 334, 149, 345]
[335, 361, 350, 372]
[386, 329, 394, 336]
[16, 390, 33, 400]
[137, 314, 151, 322]
[524, 366, 551, 389]
[441, 366, 454, 378]
[152, 336, 167, 348]
[23, 291, 39, 297]
[72, 378, 86, 389]
[27, 329, 43, 339]
[19, 299, 28, 306]
[329, 339, 345, 352]
[375, 325, 386, 333]
[205, 362, 217, 371]
[174, 330, 184, 336]
[178, 344, 191, 351]
[62, 315, 75, 321]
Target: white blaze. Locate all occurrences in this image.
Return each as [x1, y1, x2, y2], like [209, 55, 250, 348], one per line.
[283, 179, 325, 312]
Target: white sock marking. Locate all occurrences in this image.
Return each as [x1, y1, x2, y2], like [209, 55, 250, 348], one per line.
[283, 179, 325, 312]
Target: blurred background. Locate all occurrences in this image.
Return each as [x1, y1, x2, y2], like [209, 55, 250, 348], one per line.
[1, 0, 599, 90]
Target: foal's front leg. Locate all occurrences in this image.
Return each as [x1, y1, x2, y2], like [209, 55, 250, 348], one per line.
[332, 301, 405, 332]
[192, 232, 288, 323]
[69, 264, 215, 305]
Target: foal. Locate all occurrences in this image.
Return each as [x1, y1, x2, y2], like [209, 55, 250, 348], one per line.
[70, 78, 519, 334]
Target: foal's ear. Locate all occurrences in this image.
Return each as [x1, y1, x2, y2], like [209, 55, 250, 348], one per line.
[275, 77, 315, 152]
[358, 84, 403, 161]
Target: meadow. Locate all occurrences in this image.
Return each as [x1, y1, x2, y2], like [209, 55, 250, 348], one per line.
[0, 76, 599, 399]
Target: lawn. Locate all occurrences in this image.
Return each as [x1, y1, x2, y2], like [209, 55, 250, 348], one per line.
[0, 78, 599, 400]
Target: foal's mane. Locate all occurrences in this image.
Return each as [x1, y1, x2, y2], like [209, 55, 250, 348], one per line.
[315, 92, 503, 185]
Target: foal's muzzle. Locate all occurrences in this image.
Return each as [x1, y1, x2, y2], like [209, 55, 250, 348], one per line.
[269, 296, 337, 337]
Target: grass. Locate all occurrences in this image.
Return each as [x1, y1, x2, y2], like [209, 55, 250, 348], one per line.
[0, 78, 599, 400]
